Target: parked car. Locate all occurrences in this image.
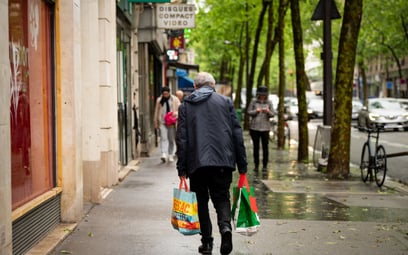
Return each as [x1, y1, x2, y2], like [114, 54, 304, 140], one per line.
[397, 98, 408, 111]
[268, 94, 279, 111]
[307, 98, 324, 119]
[357, 98, 408, 131]
[352, 98, 363, 120]
[284, 97, 298, 120]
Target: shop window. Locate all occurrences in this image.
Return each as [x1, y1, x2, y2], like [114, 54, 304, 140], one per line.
[9, 0, 55, 209]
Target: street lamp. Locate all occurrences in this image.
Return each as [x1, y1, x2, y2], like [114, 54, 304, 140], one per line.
[312, 0, 341, 126]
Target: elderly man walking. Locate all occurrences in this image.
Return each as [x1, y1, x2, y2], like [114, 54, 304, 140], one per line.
[176, 72, 248, 255]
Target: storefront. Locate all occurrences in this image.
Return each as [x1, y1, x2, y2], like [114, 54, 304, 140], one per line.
[117, 1, 135, 165]
[8, 0, 59, 253]
[0, 1, 167, 253]
[3, 1, 123, 254]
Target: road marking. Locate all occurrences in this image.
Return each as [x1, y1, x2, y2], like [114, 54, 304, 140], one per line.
[350, 131, 407, 148]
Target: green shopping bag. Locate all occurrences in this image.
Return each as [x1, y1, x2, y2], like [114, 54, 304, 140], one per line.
[231, 174, 260, 236]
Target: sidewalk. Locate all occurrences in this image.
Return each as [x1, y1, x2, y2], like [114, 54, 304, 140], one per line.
[32, 138, 408, 255]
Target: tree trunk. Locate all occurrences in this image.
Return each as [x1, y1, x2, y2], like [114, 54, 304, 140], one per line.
[234, 23, 246, 110]
[257, 1, 275, 88]
[277, 0, 288, 149]
[327, 0, 363, 179]
[243, 0, 270, 130]
[358, 61, 368, 106]
[257, 1, 289, 89]
[290, 0, 309, 162]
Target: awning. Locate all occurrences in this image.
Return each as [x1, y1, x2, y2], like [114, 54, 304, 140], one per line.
[178, 76, 194, 89]
[168, 62, 199, 72]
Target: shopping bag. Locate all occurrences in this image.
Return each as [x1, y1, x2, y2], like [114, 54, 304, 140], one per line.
[164, 111, 177, 126]
[231, 174, 260, 236]
[171, 177, 200, 235]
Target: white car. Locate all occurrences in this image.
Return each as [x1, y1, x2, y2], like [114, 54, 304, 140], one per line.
[268, 94, 279, 111]
[307, 98, 324, 119]
[352, 98, 363, 120]
[397, 98, 408, 111]
[357, 98, 408, 131]
[285, 97, 298, 119]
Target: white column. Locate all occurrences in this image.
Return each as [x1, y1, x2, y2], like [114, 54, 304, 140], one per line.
[81, 0, 101, 203]
[0, 0, 12, 252]
[58, 0, 84, 222]
[131, 5, 141, 159]
[99, 0, 119, 187]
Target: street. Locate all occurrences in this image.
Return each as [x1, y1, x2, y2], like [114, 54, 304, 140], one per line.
[45, 137, 408, 255]
[287, 119, 408, 185]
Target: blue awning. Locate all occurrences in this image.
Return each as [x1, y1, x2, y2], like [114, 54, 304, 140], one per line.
[178, 76, 194, 89]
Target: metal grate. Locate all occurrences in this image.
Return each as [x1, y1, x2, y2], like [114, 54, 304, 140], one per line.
[12, 194, 61, 255]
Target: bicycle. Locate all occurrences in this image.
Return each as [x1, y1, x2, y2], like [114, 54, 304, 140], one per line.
[359, 124, 387, 187]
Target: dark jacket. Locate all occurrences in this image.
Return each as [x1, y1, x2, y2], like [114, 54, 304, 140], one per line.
[176, 86, 248, 177]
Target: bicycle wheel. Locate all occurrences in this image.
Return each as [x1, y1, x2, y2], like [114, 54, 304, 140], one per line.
[360, 142, 370, 182]
[375, 145, 387, 187]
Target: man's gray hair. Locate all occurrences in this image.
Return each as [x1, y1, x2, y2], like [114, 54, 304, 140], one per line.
[194, 72, 216, 88]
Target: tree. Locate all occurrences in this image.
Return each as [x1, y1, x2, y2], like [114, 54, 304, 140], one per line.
[243, 0, 271, 130]
[290, 0, 309, 162]
[190, 0, 263, 120]
[276, 0, 289, 149]
[327, 0, 363, 178]
[190, 0, 255, 77]
[233, 24, 247, 110]
[257, 1, 276, 88]
[356, 0, 408, 99]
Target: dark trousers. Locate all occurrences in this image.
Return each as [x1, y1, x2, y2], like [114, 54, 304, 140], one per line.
[249, 129, 269, 168]
[189, 167, 233, 243]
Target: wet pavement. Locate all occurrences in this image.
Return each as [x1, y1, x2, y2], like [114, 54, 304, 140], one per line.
[245, 138, 408, 223]
[30, 134, 408, 255]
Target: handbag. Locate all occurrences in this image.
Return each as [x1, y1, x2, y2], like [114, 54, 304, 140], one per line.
[171, 177, 200, 235]
[231, 174, 260, 236]
[164, 112, 177, 126]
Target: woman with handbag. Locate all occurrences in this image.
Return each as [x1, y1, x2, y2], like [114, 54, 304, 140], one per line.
[154, 86, 181, 163]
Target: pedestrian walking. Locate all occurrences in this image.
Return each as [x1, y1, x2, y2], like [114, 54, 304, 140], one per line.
[247, 86, 274, 172]
[176, 89, 185, 103]
[176, 72, 248, 255]
[154, 86, 181, 163]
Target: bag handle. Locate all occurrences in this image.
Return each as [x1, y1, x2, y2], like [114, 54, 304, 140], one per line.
[238, 173, 259, 213]
[238, 173, 250, 192]
[179, 177, 189, 192]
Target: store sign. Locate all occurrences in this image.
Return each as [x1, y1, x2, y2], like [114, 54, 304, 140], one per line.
[156, 4, 196, 29]
[166, 49, 179, 62]
[170, 34, 184, 49]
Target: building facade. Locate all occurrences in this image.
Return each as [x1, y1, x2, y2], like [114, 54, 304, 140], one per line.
[363, 55, 408, 99]
[0, 0, 170, 254]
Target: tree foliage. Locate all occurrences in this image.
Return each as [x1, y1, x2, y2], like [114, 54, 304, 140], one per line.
[357, 0, 408, 100]
[188, 0, 408, 172]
